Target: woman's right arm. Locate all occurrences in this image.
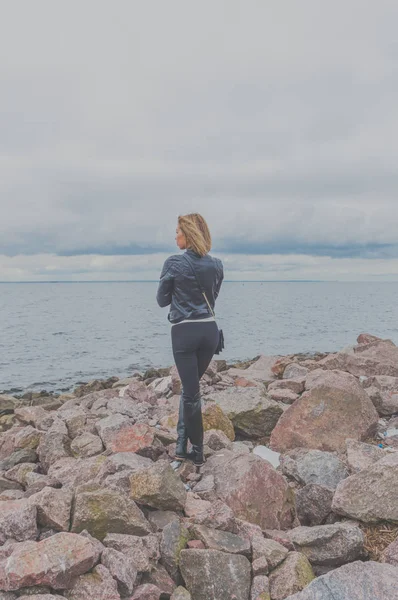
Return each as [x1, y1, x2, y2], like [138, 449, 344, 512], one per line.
[156, 257, 175, 307]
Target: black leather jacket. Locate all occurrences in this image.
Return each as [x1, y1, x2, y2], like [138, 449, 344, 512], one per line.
[156, 249, 224, 324]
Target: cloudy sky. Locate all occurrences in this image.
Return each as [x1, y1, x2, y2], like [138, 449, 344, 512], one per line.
[1, 0, 398, 281]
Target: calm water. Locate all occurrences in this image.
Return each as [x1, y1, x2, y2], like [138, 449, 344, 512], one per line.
[1, 281, 398, 394]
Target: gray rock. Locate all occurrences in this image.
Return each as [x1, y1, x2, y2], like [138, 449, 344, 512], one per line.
[287, 523, 365, 566]
[281, 448, 348, 489]
[0, 499, 38, 545]
[295, 484, 334, 526]
[190, 524, 251, 556]
[147, 510, 180, 532]
[70, 432, 104, 458]
[0, 448, 37, 471]
[63, 563, 120, 599]
[27, 486, 73, 531]
[103, 533, 160, 573]
[192, 474, 216, 501]
[71, 485, 151, 540]
[160, 519, 190, 582]
[269, 552, 315, 600]
[130, 584, 162, 599]
[345, 438, 387, 473]
[251, 536, 288, 570]
[0, 475, 23, 493]
[206, 387, 283, 438]
[268, 378, 305, 394]
[101, 547, 138, 596]
[179, 549, 251, 600]
[60, 408, 87, 439]
[203, 429, 233, 451]
[251, 575, 270, 600]
[38, 433, 71, 473]
[141, 563, 176, 597]
[284, 560, 398, 600]
[252, 556, 269, 577]
[283, 364, 309, 379]
[129, 460, 187, 511]
[332, 452, 398, 522]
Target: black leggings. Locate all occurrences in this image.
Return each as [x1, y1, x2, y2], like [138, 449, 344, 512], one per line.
[171, 321, 219, 445]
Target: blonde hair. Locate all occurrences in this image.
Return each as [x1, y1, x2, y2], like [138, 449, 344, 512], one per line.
[178, 213, 212, 257]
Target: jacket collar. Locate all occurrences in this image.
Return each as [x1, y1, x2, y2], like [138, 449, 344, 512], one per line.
[185, 248, 201, 258]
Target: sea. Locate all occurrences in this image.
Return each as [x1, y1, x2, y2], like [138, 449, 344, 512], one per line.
[1, 281, 398, 394]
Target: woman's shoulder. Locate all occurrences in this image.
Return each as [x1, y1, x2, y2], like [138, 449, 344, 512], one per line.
[163, 254, 184, 270]
[208, 253, 223, 269]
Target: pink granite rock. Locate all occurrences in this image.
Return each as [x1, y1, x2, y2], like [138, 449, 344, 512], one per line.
[0, 499, 37, 545]
[63, 564, 120, 599]
[103, 423, 164, 459]
[129, 584, 162, 600]
[27, 486, 73, 531]
[202, 450, 295, 530]
[0, 532, 100, 591]
[123, 380, 157, 405]
[270, 370, 378, 453]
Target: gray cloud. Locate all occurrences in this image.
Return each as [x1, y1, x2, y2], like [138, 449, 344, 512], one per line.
[1, 0, 398, 276]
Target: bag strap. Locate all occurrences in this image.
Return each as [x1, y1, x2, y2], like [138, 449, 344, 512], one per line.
[183, 254, 216, 318]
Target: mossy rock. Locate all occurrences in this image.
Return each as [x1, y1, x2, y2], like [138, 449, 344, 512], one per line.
[202, 403, 235, 441]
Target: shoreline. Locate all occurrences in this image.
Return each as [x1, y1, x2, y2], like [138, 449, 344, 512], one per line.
[1, 350, 328, 401]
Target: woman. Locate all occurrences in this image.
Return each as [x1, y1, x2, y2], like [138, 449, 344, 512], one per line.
[156, 213, 224, 466]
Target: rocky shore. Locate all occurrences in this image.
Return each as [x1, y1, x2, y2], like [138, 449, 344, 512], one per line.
[1, 333, 398, 599]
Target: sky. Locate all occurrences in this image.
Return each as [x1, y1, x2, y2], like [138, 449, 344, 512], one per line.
[1, 1, 398, 281]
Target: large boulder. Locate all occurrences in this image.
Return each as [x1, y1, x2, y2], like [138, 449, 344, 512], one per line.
[332, 452, 398, 522]
[0, 532, 100, 591]
[283, 561, 398, 600]
[206, 388, 283, 438]
[202, 450, 295, 530]
[286, 523, 365, 566]
[71, 485, 151, 539]
[270, 370, 378, 453]
[179, 549, 251, 600]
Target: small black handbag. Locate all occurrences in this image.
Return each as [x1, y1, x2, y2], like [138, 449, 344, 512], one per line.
[183, 255, 224, 354]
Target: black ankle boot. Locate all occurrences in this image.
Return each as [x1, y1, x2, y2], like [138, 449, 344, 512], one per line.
[174, 394, 188, 459]
[190, 444, 205, 467]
